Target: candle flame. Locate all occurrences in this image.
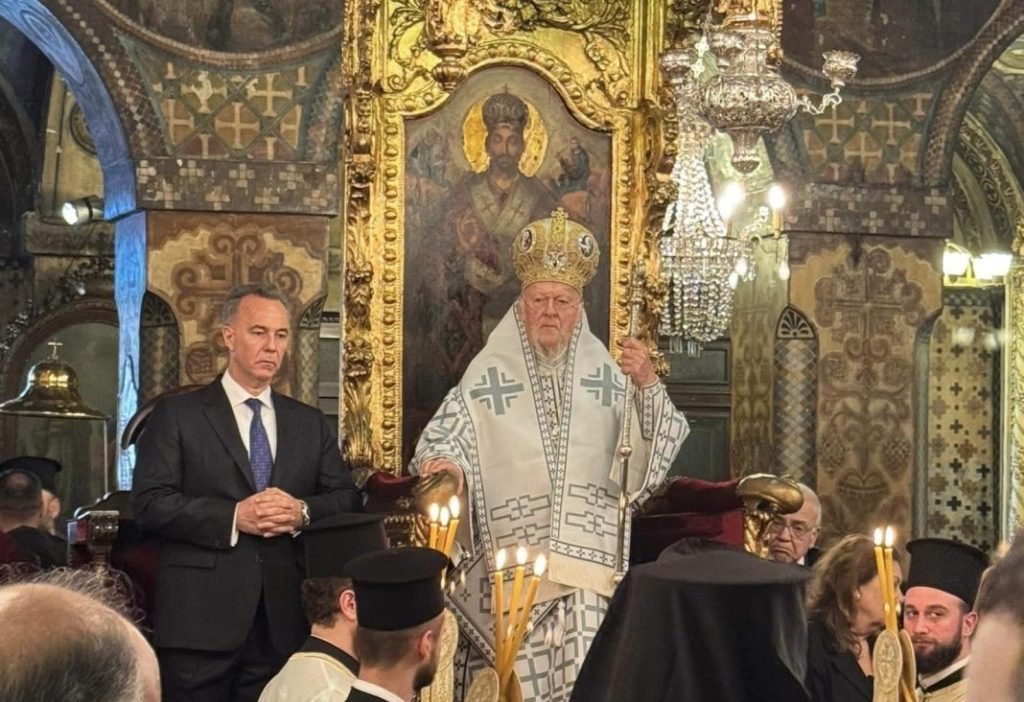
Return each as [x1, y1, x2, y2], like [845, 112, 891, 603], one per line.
[873, 527, 883, 546]
[535, 554, 548, 576]
[449, 495, 461, 519]
[516, 546, 528, 566]
[496, 548, 507, 570]
[429, 503, 440, 521]
[439, 506, 450, 526]
[884, 526, 895, 548]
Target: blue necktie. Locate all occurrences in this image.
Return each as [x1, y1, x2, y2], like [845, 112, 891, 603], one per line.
[245, 398, 273, 491]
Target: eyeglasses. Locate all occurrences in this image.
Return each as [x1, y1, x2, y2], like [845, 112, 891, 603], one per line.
[769, 517, 817, 539]
[524, 295, 579, 312]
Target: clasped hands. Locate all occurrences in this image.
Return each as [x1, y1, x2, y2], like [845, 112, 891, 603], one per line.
[237, 488, 303, 537]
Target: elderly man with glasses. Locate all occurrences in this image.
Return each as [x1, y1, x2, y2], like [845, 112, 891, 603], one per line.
[768, 483, 822, 566]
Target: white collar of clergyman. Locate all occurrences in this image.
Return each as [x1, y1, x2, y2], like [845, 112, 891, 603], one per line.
[221, 371, 273, 409]
[919, 655, 969, 690]
[350, 679, 407, 702]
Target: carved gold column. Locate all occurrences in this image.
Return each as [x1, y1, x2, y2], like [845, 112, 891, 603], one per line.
[340, 0, 674, 475]
[1005, 232, 1024, 538]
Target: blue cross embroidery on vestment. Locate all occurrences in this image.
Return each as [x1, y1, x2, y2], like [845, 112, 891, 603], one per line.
[468, 367, 524, 416]
[580, 364, 624, 407]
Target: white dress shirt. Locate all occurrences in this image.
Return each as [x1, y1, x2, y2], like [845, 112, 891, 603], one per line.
[221, 371, 278, 459]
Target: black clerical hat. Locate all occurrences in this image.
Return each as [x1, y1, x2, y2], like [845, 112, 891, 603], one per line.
[0, 456, 62, 493]
[347, 547, 448, 631]
[302, 512, 388, 579]
[905, 538, 988, 608]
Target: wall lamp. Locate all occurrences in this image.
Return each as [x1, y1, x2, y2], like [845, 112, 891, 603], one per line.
[943, 241, 1013, 287]
[61, 196, 104, 226]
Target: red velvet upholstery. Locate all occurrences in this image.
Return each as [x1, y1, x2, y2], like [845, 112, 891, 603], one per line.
[361, 472, 747, 565]
[630, 477, 745, 565]
[640, 477, 742, 515]
[364, 471, 420, 513]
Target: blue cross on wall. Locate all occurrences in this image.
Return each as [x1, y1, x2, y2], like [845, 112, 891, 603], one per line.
[580, 363, 624, 407]
[469, 367, 524, 416]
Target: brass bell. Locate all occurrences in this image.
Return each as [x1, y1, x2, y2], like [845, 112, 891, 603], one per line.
[0, 342, 108, 420]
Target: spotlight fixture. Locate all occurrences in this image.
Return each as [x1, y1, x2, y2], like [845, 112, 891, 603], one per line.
[61, 196, 104, 225]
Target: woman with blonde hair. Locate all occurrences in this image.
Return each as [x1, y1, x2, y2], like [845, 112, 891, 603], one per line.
[805, 534, 903, 702]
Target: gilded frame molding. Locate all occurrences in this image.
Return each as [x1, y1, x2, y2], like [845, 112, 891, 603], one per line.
[1007, 250, 1024, 538]
[341, 0, 673, 474]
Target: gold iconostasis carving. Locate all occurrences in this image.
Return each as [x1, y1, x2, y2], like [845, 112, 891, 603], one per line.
[340, 0, 675, 473]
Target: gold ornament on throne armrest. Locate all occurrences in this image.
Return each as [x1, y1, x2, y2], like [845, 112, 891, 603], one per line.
[736, 474, 803, 558]
[413, 471, 461, 514]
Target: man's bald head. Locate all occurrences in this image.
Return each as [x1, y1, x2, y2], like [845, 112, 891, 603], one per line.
[0, 573, 160, 702]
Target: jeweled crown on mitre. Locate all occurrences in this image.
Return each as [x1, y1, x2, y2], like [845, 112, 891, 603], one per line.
[511, 209, 600, 293]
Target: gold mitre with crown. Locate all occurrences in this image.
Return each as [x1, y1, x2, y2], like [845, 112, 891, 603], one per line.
[512, 209, 600, 293]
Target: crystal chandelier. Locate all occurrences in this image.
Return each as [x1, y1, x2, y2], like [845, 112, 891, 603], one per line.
[657, 1, 859, 355]
[698, 0, 859, 173]
[659, 47, 751, 356]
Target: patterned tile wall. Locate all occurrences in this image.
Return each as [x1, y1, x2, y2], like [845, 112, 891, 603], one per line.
[774, 307, 817, 487]
[127, 40, 331, 162]
[793, 91, 932, 184]
[14, 0, 344, 216]
[0, 262, 31, 333]
[924, 289, 1000, 552]
[295, 297, 326, 408]
[790, 236, 943, 544]
[785, 183, 952, 240]
[135, 158, 338, 214]
[139, 292, 181, 402]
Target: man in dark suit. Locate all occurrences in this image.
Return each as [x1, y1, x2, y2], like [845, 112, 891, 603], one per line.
[132, 283, 362, 702]
[0, 468, 67, 568]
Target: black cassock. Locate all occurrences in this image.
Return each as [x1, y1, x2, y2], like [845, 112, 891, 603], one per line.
[345, 689, 390, 702]
[571, 540, 811, 702]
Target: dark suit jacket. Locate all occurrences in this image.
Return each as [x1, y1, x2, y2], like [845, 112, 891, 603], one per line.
[6, 526, 67, 568]
[131, 379, 362, 654]
[805, 618, 873, 702]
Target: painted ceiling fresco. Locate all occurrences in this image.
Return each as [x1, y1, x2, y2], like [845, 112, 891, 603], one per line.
[782, 0, 1000, 81]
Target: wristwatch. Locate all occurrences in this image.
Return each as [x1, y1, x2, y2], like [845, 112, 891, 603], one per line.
[299, 500, 311, 529]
